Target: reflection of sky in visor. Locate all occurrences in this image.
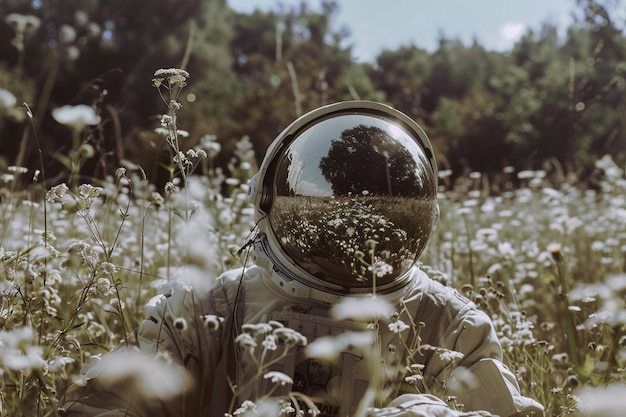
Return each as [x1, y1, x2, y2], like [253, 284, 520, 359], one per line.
[285, 115, 426, 196]
[286, 123, 333, 196]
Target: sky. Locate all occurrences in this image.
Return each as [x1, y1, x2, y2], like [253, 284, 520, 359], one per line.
[227, 0, 580, 62]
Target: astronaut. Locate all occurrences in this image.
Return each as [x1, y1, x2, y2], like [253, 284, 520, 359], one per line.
[60, 101, 544, 417]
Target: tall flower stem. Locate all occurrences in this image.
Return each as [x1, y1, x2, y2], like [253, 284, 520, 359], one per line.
[461, 213, 476, 288]
[24, 103, 48, 416]
[551, 245, 580, 370]
[23, 104, 48, 340]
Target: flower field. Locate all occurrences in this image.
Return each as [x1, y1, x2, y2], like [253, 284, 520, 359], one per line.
[1, 72, 625, 416]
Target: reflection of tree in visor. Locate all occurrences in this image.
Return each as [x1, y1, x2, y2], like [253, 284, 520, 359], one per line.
[319, 124, 427, 197]
[255, 101, 438, 296]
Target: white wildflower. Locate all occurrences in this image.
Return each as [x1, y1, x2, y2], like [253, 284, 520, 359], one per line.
[154, 127, 169, 136]
[152, 192, 164, 205]
[173, 317, 188, 332]
[331, 296, 393, 321]
[517, 170, 535, 179]
[438, 169, 453, 179]
[306, 331, 373, 361]
[78, 184, 103, 209]
[59, 24, 77, 43]
[0, 326, 46, 373]
[109, 298, 125, 311]
[52, 105, 101, 129]
[577, 383, 626, 417]
[169, 100, 182, 111]
[273, 327, 307, 346]
[202, 315, 223, 331]
[232, 400, 257, 416]
[261, 334, 277, 351]
[48, 356, 75, 373]
[5, 13, 41, 35]
[437, 348, 464, 364]
[263, 371, 293, 386]
[242, 322, 272, 336]
[46, 183, 70, 204]
[306, 336, 343, 360]
[235, 333, 257, 350]
[405, 374, 424, 384]
[447, 366, 479, 393]
[91, 277, 113, 296]
[152, 68, 190, 86]
[201, 134, 221, 157]
[0, 89, 16, 109]
[78, 143, 94, 158]
[160, 114, 174, 129]
[97, 349, 192, 399]
[164, 181, 179, 194]
[388, 319, 410, 334]
[218, 209, 234, 225]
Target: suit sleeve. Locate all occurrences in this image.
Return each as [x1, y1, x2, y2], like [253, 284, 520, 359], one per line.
[422, 307, 544, 417]
[368, 393, 493, 416]
[59, 278, 224, 417]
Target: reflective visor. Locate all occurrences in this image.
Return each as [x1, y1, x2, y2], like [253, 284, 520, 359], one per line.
[266, 113, 437, 291]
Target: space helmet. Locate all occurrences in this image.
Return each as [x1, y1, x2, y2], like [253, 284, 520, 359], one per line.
[248, 101, 438, 302]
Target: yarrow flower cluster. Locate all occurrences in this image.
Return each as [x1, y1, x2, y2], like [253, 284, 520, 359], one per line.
[171, 149, 208, 172]
[236, 321, 307, 355]
[5, 13, 41, 51]
[230, 400, 256, 416]
[46, 183, 70, 204]
[46, 183, 103, 212]
[152, 68, 190, 88]
[418, 345, 464, 364]
[263, 371, 293, 386]
[159, 114, 175, 131]
[404, 363, 426, 386]
[78, 184, 103, 210]
[109, 297, 125, 311]
[388, 319, 410, 334]
[89, 277, 114, 297]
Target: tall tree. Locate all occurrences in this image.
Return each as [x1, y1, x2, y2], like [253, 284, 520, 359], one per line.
[220, 1, 379, 164]
[369, 45, 433, 120]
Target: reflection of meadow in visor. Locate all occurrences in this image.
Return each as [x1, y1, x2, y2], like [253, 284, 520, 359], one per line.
[267, 117, 437, 289]
[270, 196, 436, 288]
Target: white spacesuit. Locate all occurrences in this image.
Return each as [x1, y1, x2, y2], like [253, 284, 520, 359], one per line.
[60, 101, 544, 417]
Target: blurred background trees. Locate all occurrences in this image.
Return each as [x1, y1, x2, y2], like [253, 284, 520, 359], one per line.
[0, 0, 624, 188]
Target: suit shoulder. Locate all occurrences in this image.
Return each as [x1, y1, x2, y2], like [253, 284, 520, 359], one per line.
[408, 268, 475, 315]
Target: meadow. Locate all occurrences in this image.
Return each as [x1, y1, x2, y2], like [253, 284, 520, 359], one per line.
[0, 70, 625, 416]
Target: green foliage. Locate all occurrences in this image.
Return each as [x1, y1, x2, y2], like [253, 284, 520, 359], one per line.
[1, 0, 625, 184]
[369, 45, 433, 117]
[221, 1, 378, 164]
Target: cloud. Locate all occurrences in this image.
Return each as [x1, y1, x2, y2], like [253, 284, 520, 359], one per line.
[498, 22, 526, 49]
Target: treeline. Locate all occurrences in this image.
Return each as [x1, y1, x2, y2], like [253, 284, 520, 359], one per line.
[0, 0, 624, 187]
